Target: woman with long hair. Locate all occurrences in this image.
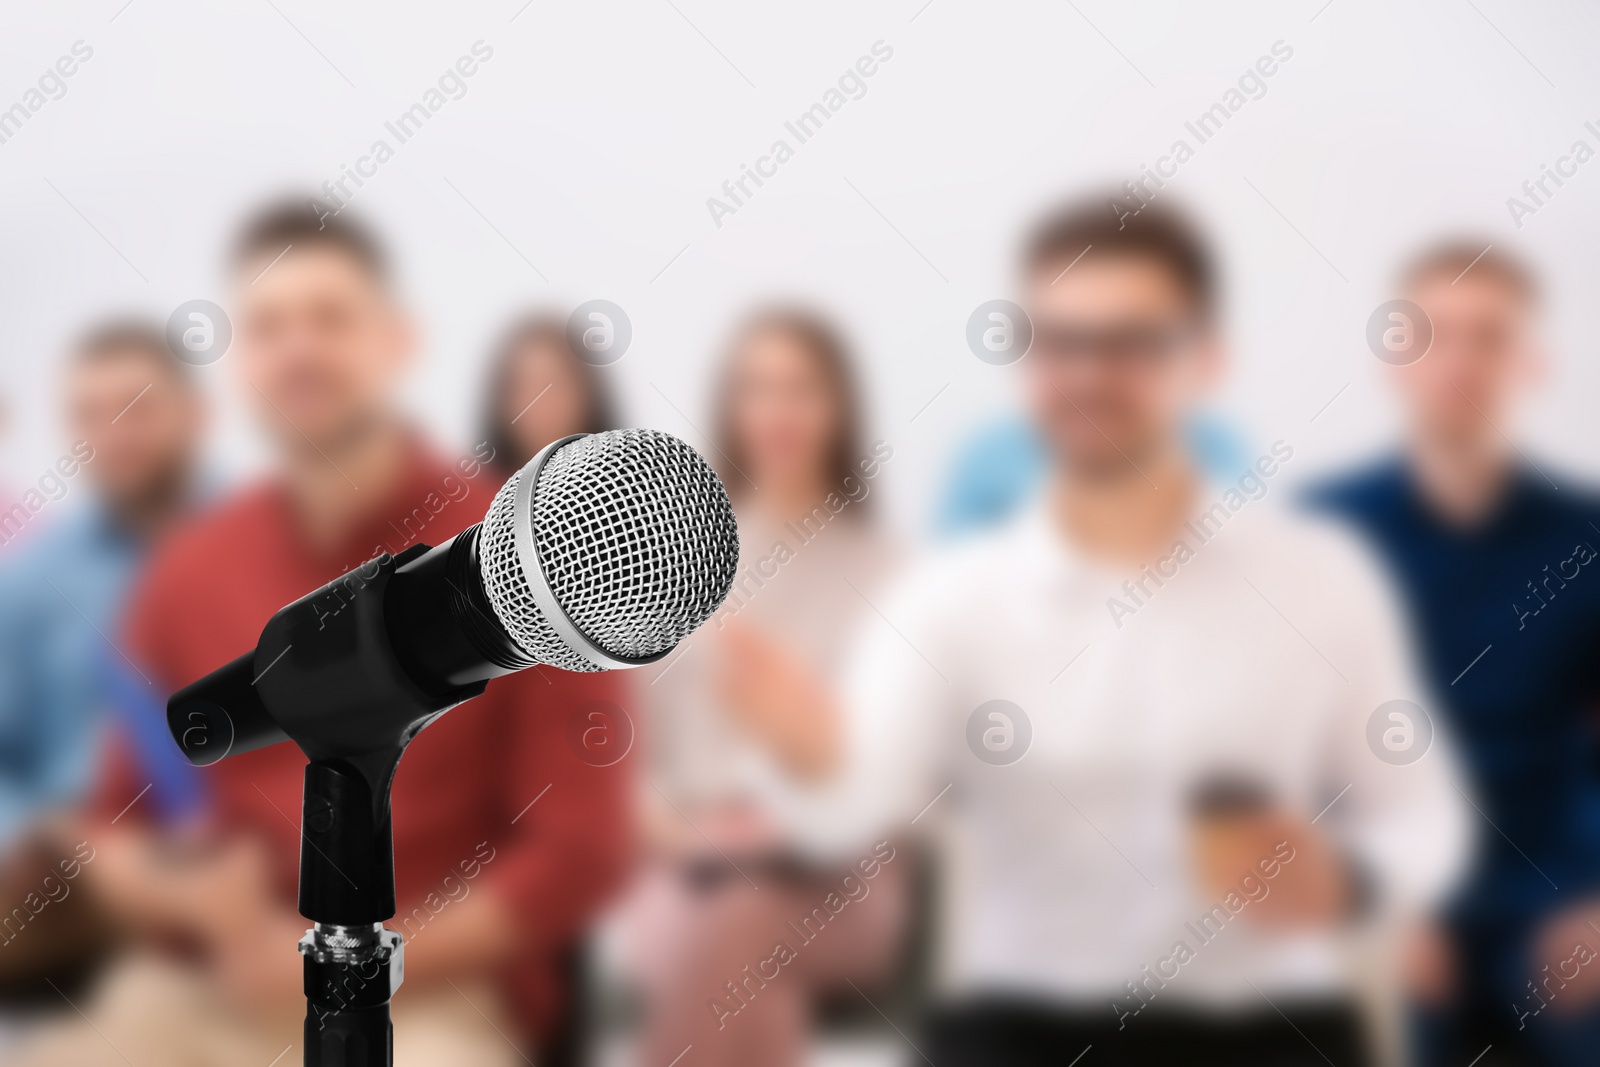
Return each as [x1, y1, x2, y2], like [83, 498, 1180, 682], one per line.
[479, 312, 619, 473]
[626, 307, 909, 1067]
[476, 311, 625, 1067]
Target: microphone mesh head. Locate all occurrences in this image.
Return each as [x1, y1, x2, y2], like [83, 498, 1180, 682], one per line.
[477, 429, 740, 671]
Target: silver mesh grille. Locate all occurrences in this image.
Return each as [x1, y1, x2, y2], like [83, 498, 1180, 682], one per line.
[477, 429, 739, 669]
[479, 468, 598, 672]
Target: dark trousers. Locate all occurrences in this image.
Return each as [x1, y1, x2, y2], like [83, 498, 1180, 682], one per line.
[922, 997, 1371, 1067]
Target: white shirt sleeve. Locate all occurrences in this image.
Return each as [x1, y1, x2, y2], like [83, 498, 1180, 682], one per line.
[1308, 522, 1476, 915]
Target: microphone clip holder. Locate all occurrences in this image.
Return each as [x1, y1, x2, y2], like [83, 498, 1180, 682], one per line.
[167, 541, 487, 1066]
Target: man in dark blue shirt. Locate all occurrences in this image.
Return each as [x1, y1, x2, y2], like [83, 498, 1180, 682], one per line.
[1312, 242, 1600, 1066]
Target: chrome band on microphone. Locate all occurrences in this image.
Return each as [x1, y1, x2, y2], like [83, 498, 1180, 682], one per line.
[511, 433, 651, 670]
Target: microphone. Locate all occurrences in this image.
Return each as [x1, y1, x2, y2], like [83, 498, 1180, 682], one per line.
[161, 428, 739, 1067]
[166, 428, 740, 766]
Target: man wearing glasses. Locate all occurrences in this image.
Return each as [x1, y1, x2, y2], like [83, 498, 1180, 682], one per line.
[768, 197, 1469, 1064]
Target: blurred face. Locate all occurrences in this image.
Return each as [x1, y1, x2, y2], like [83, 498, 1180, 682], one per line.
[67, 352, 200, 506]
[500, 335, 589, 461]
[726, 327, 840, 492]
[233, 245, 411, 452]
[1392, 272, 1540, 446]
[1023, 255, 1219, 478]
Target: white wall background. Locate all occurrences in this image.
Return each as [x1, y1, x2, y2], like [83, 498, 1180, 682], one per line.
[2, 0, 1597, 529]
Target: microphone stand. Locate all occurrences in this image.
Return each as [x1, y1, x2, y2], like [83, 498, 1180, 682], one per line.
[296, 749, 407, 1066]
[169, 542, 491, 1067]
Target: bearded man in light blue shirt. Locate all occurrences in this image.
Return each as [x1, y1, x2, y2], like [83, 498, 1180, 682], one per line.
[0, 320, 207, 851]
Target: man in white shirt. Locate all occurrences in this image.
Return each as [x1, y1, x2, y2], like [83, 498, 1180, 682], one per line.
[778, 198, 1470, 1064]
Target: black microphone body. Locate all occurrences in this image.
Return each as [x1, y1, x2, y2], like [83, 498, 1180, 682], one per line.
[169, 531, 514, 917]
[385, 524, 530, 692]
[168, 531, 499, 767]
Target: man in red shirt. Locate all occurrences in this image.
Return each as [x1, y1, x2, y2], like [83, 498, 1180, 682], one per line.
[19, 204, 631, 1066]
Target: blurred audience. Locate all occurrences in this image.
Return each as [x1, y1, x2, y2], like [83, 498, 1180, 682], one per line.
[933, 413, 1252, 540]
[11, 204, 631, 1066]
[0, 321, 204, 851]
[480, 312, 621, 471]
[1312, 243, 1600, 1066]
[932, 417, 1047, 538]
[621, 309, 908, 1067]
[8, 187, 1584, 1067]
[474, 310, 628, 1066]
[0, 322, 206, 1000]
[778, 198, 1470, 1065]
